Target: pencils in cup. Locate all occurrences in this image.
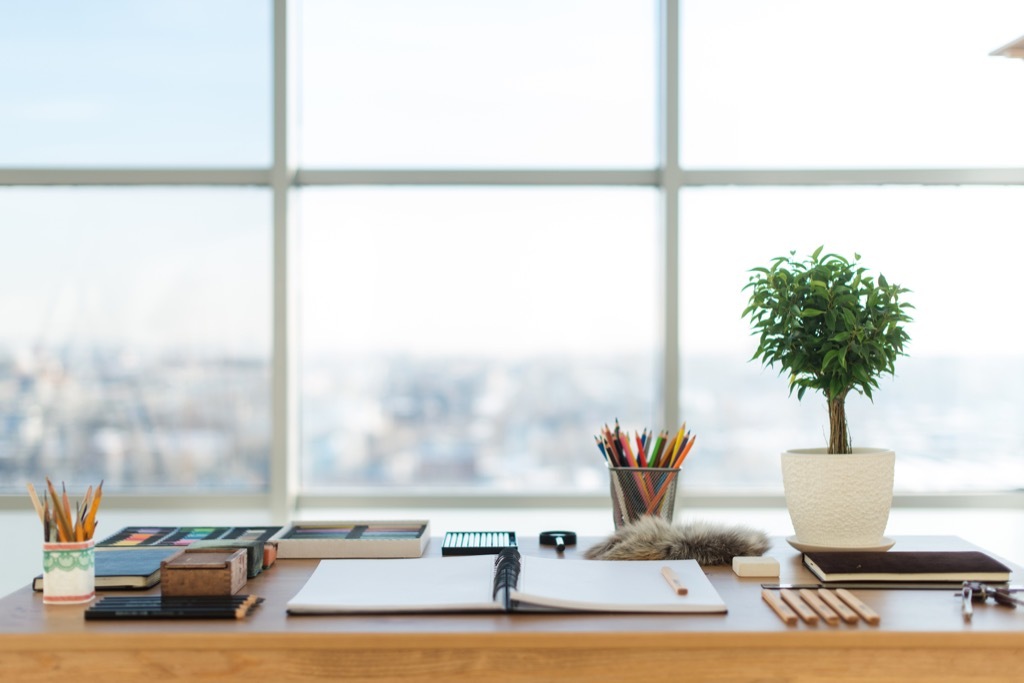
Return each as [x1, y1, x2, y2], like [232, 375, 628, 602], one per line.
[28, 478, 104, 542]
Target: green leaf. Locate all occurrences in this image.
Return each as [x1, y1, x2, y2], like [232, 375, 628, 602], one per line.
[741, 246, 912, 442]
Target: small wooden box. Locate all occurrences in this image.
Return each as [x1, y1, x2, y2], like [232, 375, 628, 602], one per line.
[160, 548, 247, 596]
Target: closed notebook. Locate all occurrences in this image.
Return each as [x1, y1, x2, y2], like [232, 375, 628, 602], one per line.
[33, 547, 185, 591]
[286, 548, 727, 614]
[803, 551, 1012, 583]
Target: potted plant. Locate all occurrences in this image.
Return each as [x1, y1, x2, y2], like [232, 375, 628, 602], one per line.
[742, 246, 913, 549]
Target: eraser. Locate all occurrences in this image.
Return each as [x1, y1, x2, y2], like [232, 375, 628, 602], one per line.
[732, 556, 780, 577]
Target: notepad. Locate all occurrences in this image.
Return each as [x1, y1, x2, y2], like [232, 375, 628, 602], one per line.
[32, 547, 185, 591]
[286, 549, 727, 615]
[803, 551, 1012, 583]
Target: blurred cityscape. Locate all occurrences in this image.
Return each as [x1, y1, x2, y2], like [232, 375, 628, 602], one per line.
[2, 345, 1022, 494]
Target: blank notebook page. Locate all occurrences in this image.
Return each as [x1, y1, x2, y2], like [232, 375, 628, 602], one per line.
[287, 555, 500, 613]
[513, 557, 727, 613]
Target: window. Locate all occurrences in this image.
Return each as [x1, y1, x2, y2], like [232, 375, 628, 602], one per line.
[299, 188, 657, 491]
[0, 188, 272, 490]
[681, 0, 1024, 168]
[0, 0, 271, 167]
[298, 0, 657, 168]
[2, 1, 1023, 504]
[679, 186, 1024, 491]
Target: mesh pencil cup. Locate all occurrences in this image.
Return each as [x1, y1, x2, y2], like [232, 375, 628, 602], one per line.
[608, 467, 680, 529]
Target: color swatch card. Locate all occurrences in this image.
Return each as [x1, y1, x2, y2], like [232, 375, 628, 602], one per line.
[97, 526, 281, 548]
[274, 521, 430, 559]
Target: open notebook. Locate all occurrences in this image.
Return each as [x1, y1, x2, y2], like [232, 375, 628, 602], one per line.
[286, 549, 727, 614]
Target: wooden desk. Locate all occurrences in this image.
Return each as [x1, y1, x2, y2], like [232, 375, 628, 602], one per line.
[2, 535, 1023, 683]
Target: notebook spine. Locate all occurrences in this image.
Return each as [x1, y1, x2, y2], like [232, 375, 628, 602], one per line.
[492, 548, 522, 611]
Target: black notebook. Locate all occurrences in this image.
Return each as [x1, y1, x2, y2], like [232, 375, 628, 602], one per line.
[286, 548, 726, 614]
[33, 547, 185, 591]
[803, 550, 1012, 583]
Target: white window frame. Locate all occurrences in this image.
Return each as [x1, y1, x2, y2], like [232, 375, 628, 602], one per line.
[2, 0, 1023, 518]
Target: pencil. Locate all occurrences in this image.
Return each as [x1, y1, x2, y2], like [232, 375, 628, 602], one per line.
[26, 483, 45, 524]
[84, 480, 104, 539]
[761, 589, 798, 626]
[780, 589, 819, 625]
[661, 566, 688, 595]
[798, 588, 839, 626]
[670, 434, 696, 469]
[817, 589, 860, 624]
[669, 423, 686, 462]
[649, 431, 666, 467]
[45, 478, 72, 542]
[634, 432, 647, 467]
[835, 588, 881, 625]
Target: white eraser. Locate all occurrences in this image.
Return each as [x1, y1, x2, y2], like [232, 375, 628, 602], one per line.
[732, 556, 780, 577]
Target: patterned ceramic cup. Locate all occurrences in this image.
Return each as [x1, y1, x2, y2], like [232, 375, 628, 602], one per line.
[42, 539, 95, 604]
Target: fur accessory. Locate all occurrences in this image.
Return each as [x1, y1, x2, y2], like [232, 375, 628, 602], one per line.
[584, 516, 770, 565]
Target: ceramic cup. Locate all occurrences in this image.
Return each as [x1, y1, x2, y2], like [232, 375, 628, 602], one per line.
[42, 539, 95, 604]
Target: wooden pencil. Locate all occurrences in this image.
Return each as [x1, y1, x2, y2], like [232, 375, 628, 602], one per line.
[762, 589, 798, 626]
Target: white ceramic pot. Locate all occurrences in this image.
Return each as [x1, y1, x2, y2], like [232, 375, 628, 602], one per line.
[780, 447, 895, 548]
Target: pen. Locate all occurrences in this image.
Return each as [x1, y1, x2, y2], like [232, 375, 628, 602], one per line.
[961, 583, 973, 622]
[761, 589, 798, 626]
[661, 566, 688, 595]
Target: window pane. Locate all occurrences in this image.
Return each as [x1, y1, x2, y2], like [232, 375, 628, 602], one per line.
[680, 186, 1024, 492]
[681, 0, 1024, 168]
[299, 0, 657, 168]
[0, 189, 272, 492]
[300, 188, 657, 491]
[0, 1, 271, 167]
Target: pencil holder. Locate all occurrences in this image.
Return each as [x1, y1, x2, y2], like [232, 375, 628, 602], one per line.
[42, 539, 95, 604]
[608, 467, 680, 529]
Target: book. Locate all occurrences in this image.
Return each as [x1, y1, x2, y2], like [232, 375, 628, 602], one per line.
[286, 548, 727, 614]
[33, 547, 185, 591]
[273, 520, 430, 559]
[803, 550, 1012, 583]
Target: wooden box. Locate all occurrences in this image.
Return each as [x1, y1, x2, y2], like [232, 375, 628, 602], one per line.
[160, 548, 247, 596]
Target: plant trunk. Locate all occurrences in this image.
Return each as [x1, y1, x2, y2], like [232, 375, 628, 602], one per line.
[828, 391, 851, 454]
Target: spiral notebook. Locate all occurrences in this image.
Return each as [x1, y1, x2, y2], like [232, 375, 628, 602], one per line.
[286, 549, 726, 614]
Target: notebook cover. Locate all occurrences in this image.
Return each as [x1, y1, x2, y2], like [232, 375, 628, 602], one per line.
[33, 547, 185, 591]
[803, 550, 1012, 582]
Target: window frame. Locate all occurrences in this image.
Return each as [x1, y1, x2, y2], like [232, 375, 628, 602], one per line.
[2, 0, 1023, 517]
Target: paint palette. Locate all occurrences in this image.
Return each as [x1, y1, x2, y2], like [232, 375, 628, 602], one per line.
[274, 520, 431, 559]
[97, 526, 282, 548]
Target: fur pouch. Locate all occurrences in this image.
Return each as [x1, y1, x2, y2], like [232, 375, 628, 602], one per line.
[583, 516, 770, 565]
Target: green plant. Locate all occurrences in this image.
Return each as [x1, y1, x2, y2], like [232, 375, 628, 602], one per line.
[742, 246, 913, 454]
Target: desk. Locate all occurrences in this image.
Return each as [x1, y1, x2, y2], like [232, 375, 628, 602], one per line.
[2, 535, 1023, 683]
